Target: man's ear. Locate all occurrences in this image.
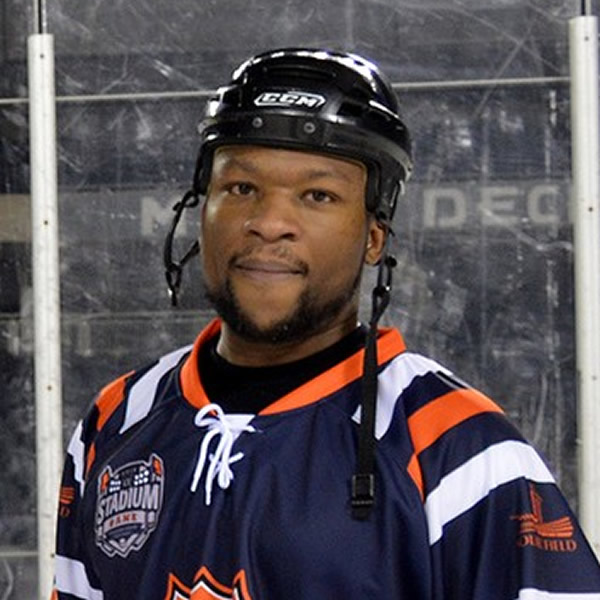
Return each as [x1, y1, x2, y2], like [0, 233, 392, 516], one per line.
[365, 218, 387, 265]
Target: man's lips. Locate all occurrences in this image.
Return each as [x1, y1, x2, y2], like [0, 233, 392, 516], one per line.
[232, 256, 308, 278]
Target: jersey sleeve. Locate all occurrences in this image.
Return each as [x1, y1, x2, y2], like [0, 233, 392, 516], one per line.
[427, 441, 600, 599]
[52, 420, 104, 600]
[408, 379, 600, 599]
[52, 369, 135, 599]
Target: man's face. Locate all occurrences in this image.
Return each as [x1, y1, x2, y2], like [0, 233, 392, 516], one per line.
[201, 145, 385, 345]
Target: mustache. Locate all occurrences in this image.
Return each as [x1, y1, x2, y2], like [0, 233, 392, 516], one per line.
[228, 245, 309, 276]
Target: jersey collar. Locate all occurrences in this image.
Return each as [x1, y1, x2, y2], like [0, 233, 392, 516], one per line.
[179, 318, 406, 415]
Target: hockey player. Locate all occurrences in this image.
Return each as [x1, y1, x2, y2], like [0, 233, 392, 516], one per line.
[53, 48, 600, 599]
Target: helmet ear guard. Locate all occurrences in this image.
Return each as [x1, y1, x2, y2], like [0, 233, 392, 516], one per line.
[192, 148, 210, 196]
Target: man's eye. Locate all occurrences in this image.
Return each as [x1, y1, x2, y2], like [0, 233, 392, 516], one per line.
[228, 182, 255, 195]
[305, 190, 335, 204]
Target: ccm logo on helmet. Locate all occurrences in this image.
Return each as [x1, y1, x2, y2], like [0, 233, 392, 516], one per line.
[254, 91, 326, 109]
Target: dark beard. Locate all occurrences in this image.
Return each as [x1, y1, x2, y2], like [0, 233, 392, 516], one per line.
[204, 269, 363, 345]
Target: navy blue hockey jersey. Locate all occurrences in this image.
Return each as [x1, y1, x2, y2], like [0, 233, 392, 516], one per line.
[53, 319, 600, 599]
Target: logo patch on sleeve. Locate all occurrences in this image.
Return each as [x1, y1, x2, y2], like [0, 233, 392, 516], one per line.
[512, 483, 577, 553]
[95, 454, 165, 558]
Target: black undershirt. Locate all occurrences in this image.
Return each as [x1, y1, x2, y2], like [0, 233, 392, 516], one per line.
[198, 326, 367, 414]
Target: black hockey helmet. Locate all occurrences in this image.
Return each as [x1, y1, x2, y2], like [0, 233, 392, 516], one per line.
[193, 48, 413, 224]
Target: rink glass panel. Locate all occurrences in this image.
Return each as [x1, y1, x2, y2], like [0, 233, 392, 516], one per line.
[55, 83, 575, 497]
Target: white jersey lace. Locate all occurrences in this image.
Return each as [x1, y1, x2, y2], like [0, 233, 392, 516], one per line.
[190, 403, 256, 505]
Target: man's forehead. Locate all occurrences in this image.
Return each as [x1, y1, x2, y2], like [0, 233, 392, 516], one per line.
[212, 145, 367, 179]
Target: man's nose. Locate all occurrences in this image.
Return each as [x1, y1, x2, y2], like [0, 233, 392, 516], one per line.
[242, 192, 300, 242]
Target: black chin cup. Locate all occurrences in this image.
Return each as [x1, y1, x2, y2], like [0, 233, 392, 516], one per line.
[164, 190, 201, 307]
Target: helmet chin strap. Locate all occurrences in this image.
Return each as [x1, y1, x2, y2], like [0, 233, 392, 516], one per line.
[164, 190, 201, 307]
[351, 223, 397, 520]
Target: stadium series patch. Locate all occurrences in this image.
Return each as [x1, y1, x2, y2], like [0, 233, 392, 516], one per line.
[95, 454, 165, 558]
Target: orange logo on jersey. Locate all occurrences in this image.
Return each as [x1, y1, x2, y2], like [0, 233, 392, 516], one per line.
[164, 567, 253, 600]
[58, 486, 76, 518]
[512, 484, 577, 552]
[59, 486, 75, 505]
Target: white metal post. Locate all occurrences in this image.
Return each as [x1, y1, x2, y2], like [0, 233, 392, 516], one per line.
[569, 14, 600, 557]
[28, 33, 63, 599]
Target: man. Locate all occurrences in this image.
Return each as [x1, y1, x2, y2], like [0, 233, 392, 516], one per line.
[53, 48, 600, 599]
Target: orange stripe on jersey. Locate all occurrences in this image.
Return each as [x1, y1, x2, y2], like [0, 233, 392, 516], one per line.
[407, 454, 424, 500]
[85, 442, 96, 478]
[406, 388, 504, 499]
[83, 370, 132, 478]
[180, 319, 222, 409]
[260, 328, 405, 415]
[95, 371, 133, 431]
[85, 371, 130, 475]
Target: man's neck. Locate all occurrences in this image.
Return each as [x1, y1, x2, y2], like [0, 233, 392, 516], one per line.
[216, 315, 360, 367]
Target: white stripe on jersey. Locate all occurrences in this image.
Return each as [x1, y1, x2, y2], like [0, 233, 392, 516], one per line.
[425, 439, 555, 546]
[67, 421, 86, 496]
[120, 344, 193, 434]
[516, 589, 600, 599]
[352, 351, 452, 439]
[55, 554, 104, 600]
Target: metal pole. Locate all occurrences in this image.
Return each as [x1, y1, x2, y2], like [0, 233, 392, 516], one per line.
[581, 0, 592, 17]
[32, 0, 47, 34]
[28, 32, 62, 599]
[569, 14, 600, 557]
